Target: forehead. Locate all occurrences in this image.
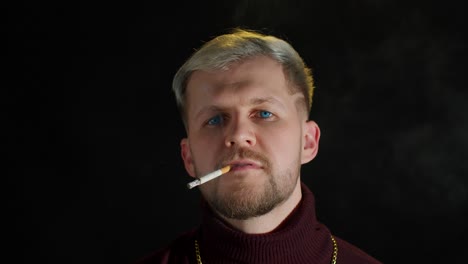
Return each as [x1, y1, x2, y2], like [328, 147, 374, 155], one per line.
[185, 56, 289, 104]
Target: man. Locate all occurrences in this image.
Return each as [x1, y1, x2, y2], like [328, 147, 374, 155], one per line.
[135, 28, 382, 264]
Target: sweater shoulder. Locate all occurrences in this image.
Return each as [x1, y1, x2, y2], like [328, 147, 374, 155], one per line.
[335, 236, 383, 264]
[133, 228, 198, 264]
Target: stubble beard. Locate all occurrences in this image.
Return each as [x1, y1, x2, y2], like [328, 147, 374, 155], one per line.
[194, 146, 301, 220]
[210, 169, 298, 220]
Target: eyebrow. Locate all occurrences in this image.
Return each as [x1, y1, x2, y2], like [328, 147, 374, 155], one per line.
[194, 105, 224, 122]
[248, 96, 285, 108]
[194, 96, 286, 121]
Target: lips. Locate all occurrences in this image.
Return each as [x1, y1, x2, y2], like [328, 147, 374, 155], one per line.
[226, 160, 262, 171]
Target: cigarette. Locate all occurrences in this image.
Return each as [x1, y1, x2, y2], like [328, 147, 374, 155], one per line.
[187, 165, 231, 189]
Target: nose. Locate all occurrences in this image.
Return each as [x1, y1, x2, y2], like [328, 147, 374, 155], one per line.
[224, 118, 256, 148]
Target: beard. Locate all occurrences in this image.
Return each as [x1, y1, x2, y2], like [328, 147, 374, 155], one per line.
[209, 171, 298, 220]
[197, 147, 301, 220]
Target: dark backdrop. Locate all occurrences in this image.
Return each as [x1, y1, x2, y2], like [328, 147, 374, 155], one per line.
[7, 0, 467, 263]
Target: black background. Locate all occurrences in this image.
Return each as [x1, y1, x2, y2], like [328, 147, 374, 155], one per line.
[7, 0, 467, 263]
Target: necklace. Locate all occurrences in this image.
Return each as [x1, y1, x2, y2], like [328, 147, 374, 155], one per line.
[195, 235, 338, 264]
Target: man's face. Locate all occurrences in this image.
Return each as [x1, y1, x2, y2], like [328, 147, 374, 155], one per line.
[180, 56, 319, 220]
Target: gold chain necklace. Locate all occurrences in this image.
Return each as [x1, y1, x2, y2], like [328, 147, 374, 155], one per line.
[195, 235, 338, 264]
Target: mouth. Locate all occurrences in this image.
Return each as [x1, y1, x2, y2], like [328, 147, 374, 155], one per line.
[226, 160, 262, 171]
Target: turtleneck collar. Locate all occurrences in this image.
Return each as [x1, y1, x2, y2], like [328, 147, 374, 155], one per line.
[198, 182, 334, 264]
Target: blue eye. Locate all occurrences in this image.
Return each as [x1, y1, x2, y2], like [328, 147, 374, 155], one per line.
[207, 115, 223, 125]
[259, 111, 273, 118]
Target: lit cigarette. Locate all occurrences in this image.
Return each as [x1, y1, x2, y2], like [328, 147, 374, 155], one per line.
[187, 165, 231, 189]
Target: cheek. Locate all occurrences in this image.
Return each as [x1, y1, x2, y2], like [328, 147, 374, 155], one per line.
[261, 124, 302, 158]
[189, 135, 222, 166]
[268, 139, 298, 161]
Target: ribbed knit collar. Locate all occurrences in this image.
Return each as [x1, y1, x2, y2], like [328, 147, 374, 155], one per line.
[199, 182, 334, 264]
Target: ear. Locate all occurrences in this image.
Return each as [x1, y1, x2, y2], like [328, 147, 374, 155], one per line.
[301, 120, 320, 164]
[180, 138, 196, 178]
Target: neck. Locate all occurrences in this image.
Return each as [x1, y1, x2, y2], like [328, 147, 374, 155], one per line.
[217, 181, 302, 234]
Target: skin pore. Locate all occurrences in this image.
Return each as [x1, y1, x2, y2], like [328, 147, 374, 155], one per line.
[180, 55, 320, 234]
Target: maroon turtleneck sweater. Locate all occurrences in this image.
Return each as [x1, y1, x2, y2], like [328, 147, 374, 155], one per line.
[135, 182, 382, 264]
